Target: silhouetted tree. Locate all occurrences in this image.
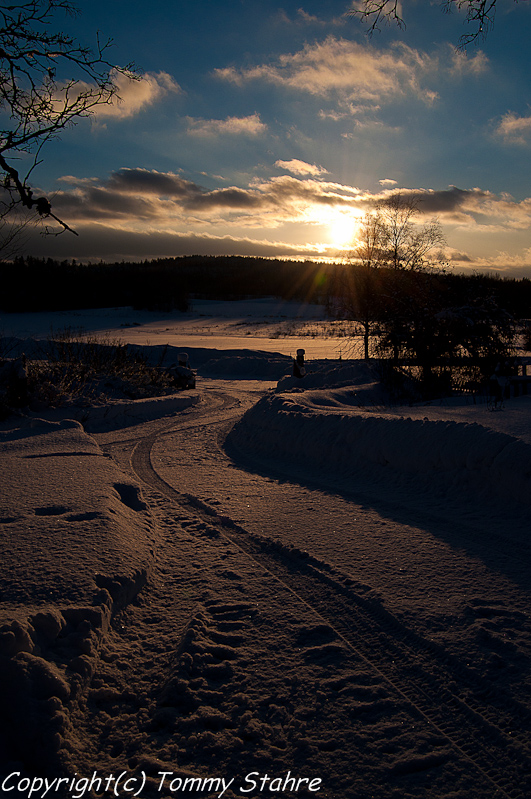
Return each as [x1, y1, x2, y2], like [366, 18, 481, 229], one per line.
[0, 200, 32, 260]
[0, 1, 137, 237]
[371, 193, 446, 272]
[331, 263, 384, 360]
[377, 270, 454, 392]
[333, 195, 446, 359]
[376, 270, 516, 396]
[350, 0, 515, 47]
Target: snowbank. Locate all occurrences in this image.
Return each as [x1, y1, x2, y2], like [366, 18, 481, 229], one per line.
[275, 361, 389, 409]
[0, 418, 153, 772]
[276, 360, 379, 393]
[139, 343, 291, 380]
[227, 392, 531, 507]
[3, 335, 292, 384]
[42, 391, 200, 433]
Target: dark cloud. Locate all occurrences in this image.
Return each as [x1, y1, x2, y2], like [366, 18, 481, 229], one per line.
[53, 169, 491, 229]
[391, 186, 488, 215]
[54, 170, 269, 219]
[20, 224, 320, 262]
[186, 188, 264, 210]
[54, 170, 363, 223]
[448, 250, 475, 263]
[53, 187, 160, 220]
[105, 168, 204, 200]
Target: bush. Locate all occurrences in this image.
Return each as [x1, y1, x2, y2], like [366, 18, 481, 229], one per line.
[0, 329, 180, 414]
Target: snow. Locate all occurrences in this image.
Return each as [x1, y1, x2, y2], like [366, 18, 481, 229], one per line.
[1, 300, 531, 798]
[1, 299, 358, 360]
[0, 417, 154, 774]
[228, 389, 531, 508]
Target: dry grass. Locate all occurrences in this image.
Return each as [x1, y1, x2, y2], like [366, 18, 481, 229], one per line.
[1, 328, 175, 414]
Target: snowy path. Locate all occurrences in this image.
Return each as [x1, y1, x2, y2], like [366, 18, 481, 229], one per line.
[51, 380, 531, 799]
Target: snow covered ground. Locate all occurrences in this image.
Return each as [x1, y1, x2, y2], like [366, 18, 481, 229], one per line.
[1, 301, 531, 799]
[0, 299, 361, 361]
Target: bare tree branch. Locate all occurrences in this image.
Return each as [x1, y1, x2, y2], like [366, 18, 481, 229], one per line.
[348, 0, 406, 36]
[349, 0, 512, 47]
[0, 191, 33, 260]
[352, 193, 446, 271]
[0, 0, 138, 240]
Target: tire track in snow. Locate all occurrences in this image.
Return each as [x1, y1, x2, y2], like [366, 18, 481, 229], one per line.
[128, 412, 531, 799]
[96, 388, 242, 450]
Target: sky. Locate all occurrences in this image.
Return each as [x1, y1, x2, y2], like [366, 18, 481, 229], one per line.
[15, 0, 531, 275]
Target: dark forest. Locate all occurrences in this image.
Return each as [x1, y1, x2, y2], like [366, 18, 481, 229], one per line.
[1, 255, 530, 320]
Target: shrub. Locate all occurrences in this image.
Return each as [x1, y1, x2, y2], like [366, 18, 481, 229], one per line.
[0, 328, 177, 414]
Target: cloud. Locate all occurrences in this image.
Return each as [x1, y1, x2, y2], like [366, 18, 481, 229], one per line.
[275, 159, 329, 176]
[21, 224, 325, 263]
[51, 70, 181, 129]
[461, 249, 531, 277]
[53, 169, 366, 228]
[275, 7, 345, 27]
[341, 120, 402, 136]
[49, 170, 531, 269]
[441, 247, 531, 278]
[449, 48, 488, 76]
[52, 169, 205, 222]
[185, 114, 267, 137]
[26, 168, 531, 276]
[446, 248, 475, 263]
[93, 70, 182, 120]
[215, 37, 439, 107]
[186, 187, 265, 211]
[104, 168, 202, 198]
[388, 186, 531, 231]
[295, 8, 326, 25]
[399, 186, 486, 217]
[494, 111, 531, 145]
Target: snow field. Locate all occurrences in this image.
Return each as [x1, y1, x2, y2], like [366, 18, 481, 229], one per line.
[0, 418, 154, 773]
[1, 302, 531, 796]
[137, 414, 527, 798]
[80, 491, 471, 799]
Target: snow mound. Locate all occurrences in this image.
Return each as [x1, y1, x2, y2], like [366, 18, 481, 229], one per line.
[42, 392, 200, 433]
[227, 393, 531, 507]
[151, 345, 289, 379]
[119, 343, 291, 380]
[0, 417, 153, 772]
[200, 352, 290, 379]
[276, 360, 382, 395]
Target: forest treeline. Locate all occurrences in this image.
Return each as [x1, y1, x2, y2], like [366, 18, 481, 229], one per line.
[1, 254, 530, 318]
[0, 255, 329, 312]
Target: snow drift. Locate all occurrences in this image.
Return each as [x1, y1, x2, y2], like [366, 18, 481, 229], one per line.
[227, 392, 531, 507]
[276, 360, 380, 393]
[0, 418, 153, 773]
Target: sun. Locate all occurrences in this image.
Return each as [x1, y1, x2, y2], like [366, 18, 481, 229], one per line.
[328, 214, 356, 250]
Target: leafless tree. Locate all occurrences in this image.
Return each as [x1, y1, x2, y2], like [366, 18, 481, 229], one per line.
[374, 194, 446, 271]
[349, 0, 509, 47]
[0, 1, 137, 238]
[353, 193, 446, 271]
[334, 194, 446, 359]
[0, 196, 32, 260]
[354, 207, 383, 269]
